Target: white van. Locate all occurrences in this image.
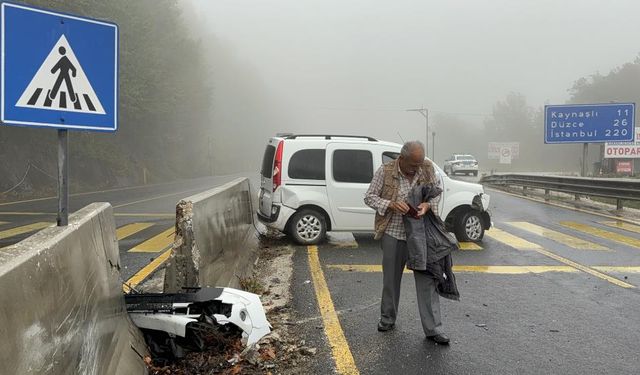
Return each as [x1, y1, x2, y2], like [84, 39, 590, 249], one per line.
[257, 135, 491, 245]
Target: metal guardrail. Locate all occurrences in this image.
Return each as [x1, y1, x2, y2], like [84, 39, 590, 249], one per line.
[480, 174, 640, 210]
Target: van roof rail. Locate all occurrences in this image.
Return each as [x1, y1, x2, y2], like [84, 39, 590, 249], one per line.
[285, 134, 378, 141]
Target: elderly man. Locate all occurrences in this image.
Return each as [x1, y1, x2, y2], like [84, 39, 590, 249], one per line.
[364, 140, 450, 344]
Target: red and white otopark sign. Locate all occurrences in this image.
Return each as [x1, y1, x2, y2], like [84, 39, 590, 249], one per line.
[604, 129, 640, 158]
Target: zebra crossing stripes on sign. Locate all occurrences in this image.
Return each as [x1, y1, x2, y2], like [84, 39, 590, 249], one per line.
[1, 3, 118, 131]
[16, 35, 105, 114]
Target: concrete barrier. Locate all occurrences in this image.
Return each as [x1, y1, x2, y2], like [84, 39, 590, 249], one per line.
[164, 178, 257, 292]
[0, 203, 148, 375]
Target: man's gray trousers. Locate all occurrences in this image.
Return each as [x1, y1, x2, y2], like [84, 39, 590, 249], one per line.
[380, 234, 442, 335]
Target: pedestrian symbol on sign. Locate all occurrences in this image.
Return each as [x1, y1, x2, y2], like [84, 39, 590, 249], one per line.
[15, 35, 105, 114]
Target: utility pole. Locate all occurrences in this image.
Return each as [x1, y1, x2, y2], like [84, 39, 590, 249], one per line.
[432, 131, 436, 161]
[406, 107, 429, 157]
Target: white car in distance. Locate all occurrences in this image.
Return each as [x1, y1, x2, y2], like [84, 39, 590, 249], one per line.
[443, 154, 479, 176]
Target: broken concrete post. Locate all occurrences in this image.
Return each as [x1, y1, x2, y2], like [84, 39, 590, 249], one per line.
[164, 178, 257, 292]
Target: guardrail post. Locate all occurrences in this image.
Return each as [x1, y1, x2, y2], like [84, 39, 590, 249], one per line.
[574, 194, 580, 201]
[522, 186, 527, 196]
[617, 199, 623, 210]
[544, 189, 550, 202]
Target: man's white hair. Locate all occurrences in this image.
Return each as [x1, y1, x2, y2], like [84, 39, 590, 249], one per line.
[401, 141, 425, 157]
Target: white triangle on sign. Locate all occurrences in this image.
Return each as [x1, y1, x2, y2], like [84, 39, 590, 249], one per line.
[15, 35, 106, 115]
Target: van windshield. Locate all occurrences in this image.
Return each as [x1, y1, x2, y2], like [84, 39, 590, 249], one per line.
[261, 145, 276, 178]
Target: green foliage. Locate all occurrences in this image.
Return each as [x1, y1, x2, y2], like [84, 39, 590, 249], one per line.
[569, 56, 640, 105]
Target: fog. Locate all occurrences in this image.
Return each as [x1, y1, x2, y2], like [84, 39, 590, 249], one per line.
[183, 0, 640, 172]
[2, 0, 639, 197]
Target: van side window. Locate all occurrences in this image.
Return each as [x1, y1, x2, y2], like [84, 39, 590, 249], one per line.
[288, 149, 326, 180]
[382, 151, 399, 164]
[333, 150, 373, 183]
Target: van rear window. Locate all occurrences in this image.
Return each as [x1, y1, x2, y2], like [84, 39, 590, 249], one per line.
[261, 145, 276, 178]
[289, 149, 326, 180]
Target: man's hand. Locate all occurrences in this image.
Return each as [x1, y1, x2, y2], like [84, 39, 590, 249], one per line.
[417, 202, 430, 217]
[389, 201, 409, 214]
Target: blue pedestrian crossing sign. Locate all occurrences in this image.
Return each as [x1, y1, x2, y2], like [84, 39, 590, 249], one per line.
[1, 3, 118, 131]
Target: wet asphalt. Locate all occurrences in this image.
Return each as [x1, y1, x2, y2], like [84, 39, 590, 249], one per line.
[291, 188, 640, 375]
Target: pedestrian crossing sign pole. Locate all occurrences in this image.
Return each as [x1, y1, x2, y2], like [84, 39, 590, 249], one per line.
[0, 3, 118, 225]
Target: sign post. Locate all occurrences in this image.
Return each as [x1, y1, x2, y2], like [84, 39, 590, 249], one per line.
[1, 3, 118, 226]
[544, 103, 635, 177]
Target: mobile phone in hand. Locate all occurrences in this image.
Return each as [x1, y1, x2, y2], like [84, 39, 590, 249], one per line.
[406, 203, 420, 219]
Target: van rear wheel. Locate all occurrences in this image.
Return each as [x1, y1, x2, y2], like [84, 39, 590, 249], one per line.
[289, 209, 326, 245]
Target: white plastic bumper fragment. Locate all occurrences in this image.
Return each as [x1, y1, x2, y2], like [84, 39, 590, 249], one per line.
[213, 288, 272, 345]
[126, 287, 271, 346]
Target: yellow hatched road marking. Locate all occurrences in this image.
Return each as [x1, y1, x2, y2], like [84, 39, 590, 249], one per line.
[560, 221, 640, 249]
[0, 221, 7, 225]
[459, 242, 482, 250]
[116, 223, 154, 241]
[128, 227, 175, 253]
[600, 221, 640, 235]
[489, 226, 634, 289]
[507, 222, 608, 250]
[0, 222, 51, 240]
[485, 228, 541, 249]
[307, 245, 359, 375]
[123, 249, 172, 293]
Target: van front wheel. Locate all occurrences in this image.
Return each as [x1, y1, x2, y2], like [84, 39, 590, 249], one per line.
[454, 210, 484, 242]
[289, 209, 327, 245]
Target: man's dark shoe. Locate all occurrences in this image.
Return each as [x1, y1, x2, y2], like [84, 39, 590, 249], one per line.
[377, 321, 395, 332]
[426, 333, 450, 345]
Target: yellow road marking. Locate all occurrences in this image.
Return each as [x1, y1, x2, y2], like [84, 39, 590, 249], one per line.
[601, 221, 640, 235]
[307, 245, 359, 375]
[128, 227, 175, 253]
[327, 264, 640, 276]
[593, 266, 640, 273]
[533, 247, 634, 288]
[116, 223, 154, 240]
[459, 242, 482, 250]
[123, 248, 173, 293]
[560, 221, 640, 249]
[0, 221, 7, 225]
[485, 228, 541, 249]
[489, 226, 634, 288]
[0, 222, 51, 240]
[507, 222, 608, 250]
[327, 264, 578, 274]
